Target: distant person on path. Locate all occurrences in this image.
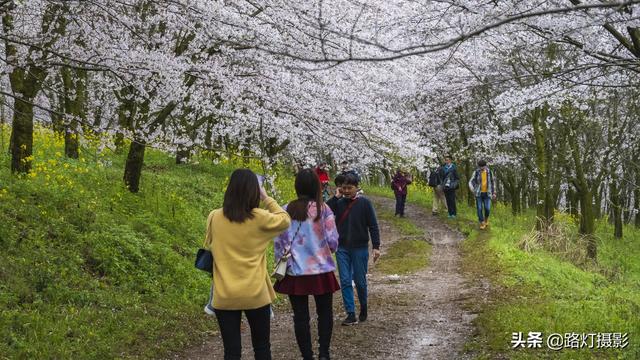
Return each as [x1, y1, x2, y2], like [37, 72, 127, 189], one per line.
[391, 168, 412, 217]
[339, 160, 361, 182]
[327, 173, 380, 326]
[273, 169, 340, 360]
[468, 159, 496, 230]
[442, 156, 460, 218]
[204, 169, 291, 360]
[314, 162, 331, 202]
[428, 162, 448, 216]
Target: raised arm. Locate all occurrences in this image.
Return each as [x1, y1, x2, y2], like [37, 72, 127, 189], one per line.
[259, 197, 291, 236]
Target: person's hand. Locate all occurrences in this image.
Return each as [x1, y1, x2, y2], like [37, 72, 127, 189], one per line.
[259, 186, 268, 201]
[492, 193, 497, 200]
[373, 249, 381, 263]
[335, 187, 343, 198]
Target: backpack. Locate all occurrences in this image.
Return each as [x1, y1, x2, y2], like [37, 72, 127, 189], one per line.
[428, 170, 438, 187]
[443, 171, 459, 190]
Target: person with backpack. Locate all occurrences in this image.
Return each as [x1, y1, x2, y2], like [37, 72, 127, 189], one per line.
[274, 169, 340, 360]
[442, 156, 460, 218]
[327, 173, 380, 326]
[391, 168, 412, 217]
[428, 163, 447, 216]
[468, 159, 497, 229]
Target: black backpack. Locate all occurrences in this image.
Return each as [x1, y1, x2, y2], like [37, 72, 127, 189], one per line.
[428, 169, 439, 187]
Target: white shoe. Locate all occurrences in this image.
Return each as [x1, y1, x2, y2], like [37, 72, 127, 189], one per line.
[204, 304, 215, 316]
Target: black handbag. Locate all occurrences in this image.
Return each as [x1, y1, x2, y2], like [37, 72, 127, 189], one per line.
[196, 212, 215, 273]
[195, 248, 213, 273]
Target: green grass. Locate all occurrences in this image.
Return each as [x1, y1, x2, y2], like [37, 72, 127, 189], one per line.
[368, 177, 640, 359]
[431, 192, 640, 359]
[366, 184, 432, 275]
[376, 240, 431, 275]
[0, 126, 295, 359]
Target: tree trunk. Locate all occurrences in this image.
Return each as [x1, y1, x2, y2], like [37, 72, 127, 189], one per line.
[610, 176, 623, 238]
[176, 145, 191, 164]
[10, 97, 35, 173]
[635, 169, 640, 228]
[62, 68, 86, 159]
[567, 121, 597, 259]
[124, 139, 146, 193]
[531, 106, 551, 230]
[578, 187, 597, 258]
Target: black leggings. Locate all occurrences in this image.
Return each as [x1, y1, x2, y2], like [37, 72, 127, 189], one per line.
[395, 193, 407, 216]
[289, 293, 334, 360]
[214, 304, 271, 360]
[444, 189, 457, 216]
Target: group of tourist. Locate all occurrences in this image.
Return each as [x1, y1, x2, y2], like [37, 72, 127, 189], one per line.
[203, 164, 378, 360]
[202, 157, 495, 359]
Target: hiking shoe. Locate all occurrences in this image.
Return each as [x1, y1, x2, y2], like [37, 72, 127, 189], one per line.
[358, 306, 368, 322]
[432, 211, 438, 216]
[341, 313, 358, 326]
[204, 304, 215, 316]
[479, 222, 486, 230]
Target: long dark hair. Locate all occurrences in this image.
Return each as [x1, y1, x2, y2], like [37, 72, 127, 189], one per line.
[287, 169, 323, 222]
[223, 169, 261, 223]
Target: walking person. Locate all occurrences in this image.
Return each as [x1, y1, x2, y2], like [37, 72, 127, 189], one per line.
[327, 172, 381, 326]
[314, 162, 331, 202]
[273, 169, 340, 360]
[391, 168, 412, 217]
[428, 163, 448, 216]
[204, 169, 291, 360]
[442, 156, 460, 218]
[469, 159, 497, 229]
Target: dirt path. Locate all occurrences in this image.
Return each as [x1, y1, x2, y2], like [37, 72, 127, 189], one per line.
[172, 196, 477, 360]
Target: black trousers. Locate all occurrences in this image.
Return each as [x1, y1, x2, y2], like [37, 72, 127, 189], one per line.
[444, 189, 457, 216]
[214, 304, 271, 360]
[395, 193, 407, 216]
[289, 293, 334, 360]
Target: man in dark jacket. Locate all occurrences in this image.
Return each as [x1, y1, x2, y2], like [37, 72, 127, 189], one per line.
[327, 173, 380, 326]
[442, 155, 460, 218]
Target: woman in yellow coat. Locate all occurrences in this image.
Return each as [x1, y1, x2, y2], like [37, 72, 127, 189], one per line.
[204, 169, 291, 360]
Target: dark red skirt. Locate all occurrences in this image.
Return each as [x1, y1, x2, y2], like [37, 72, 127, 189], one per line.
[274, 272, 340, 296]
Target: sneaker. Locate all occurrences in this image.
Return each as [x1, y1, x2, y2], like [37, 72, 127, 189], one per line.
[204, 304, 215, 316]
[358, 306, 367, 322]
[432, 211, 438, 216]
[341, 313, 358, 326]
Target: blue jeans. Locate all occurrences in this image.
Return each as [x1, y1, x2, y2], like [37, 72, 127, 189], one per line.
[336, 246, 369, 314]
[476, 193, 491, 222]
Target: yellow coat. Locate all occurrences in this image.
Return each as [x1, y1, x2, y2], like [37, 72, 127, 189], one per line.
[205, 197, 290, 310]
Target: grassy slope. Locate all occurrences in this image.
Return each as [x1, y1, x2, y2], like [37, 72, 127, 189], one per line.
[0, 127, 294, 359]
[370, 180, 640, 359]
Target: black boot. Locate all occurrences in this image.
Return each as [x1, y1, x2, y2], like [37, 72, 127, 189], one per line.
[358, 305, 367, 322]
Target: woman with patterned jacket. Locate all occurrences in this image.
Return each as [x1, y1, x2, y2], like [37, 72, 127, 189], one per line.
[274, 169, 340, 360]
